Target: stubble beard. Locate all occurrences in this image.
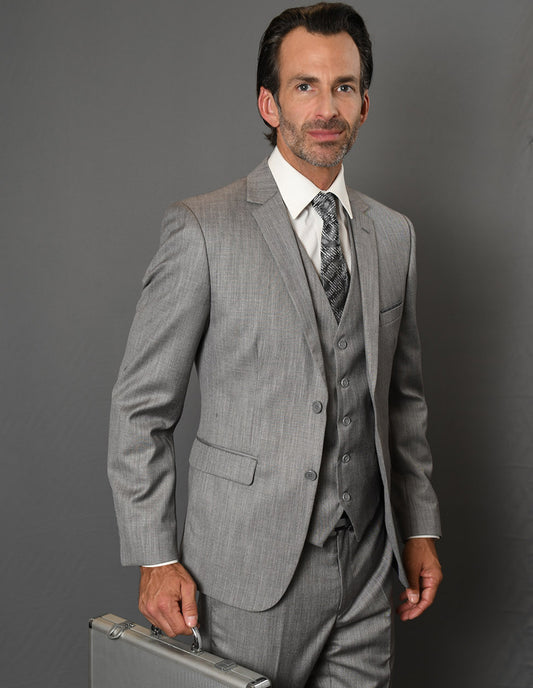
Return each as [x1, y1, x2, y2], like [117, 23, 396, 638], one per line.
[278, 109, 361, 168]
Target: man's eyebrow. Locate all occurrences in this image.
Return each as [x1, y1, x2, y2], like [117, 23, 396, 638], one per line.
[288, 74, 360, 86]
[334, 75, 359, 86]
[289, 75, 320, 84]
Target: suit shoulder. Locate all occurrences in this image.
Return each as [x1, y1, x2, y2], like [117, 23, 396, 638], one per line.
[156, 179, 244, 249]
[166, 177, 248, 222]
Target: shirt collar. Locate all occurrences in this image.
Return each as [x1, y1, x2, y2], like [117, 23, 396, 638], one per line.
[267, 146, 353, 220]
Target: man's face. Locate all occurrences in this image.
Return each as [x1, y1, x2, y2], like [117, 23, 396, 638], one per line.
[259, 27, 369, 178]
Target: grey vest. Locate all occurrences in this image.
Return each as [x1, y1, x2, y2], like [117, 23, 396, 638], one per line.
[297, 220, 383, 546]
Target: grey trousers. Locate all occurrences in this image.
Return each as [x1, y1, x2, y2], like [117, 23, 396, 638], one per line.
[198, 518, 394, 688]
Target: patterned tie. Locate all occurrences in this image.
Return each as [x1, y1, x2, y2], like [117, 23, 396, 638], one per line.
[311, 192, 350, 323]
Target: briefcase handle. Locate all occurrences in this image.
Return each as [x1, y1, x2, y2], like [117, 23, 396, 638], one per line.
[150, 624, 203, 653]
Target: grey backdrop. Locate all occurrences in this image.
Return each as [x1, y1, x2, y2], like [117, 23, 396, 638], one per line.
[2, 1, 531, 686]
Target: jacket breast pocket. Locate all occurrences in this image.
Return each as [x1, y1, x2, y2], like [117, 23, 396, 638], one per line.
[379, 301, 403, 326]
[189, 437, 258, 486]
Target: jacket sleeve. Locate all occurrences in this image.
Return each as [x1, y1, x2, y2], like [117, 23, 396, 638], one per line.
[107, 203, 210, 565]
[388, 217, 441, 540]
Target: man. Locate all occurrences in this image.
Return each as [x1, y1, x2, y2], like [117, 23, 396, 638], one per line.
[108, 3, 442, 686]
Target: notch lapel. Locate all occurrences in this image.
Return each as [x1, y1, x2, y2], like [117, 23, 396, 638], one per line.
[247, 161, 326, 384]
[348, 190, 380, 397]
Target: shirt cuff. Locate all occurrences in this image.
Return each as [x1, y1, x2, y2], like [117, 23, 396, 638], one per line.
[141, 560, 178, 567]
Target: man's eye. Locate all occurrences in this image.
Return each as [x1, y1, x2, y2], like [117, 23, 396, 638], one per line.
[297, 83, 311, 92]
[338, 84, 353, 93]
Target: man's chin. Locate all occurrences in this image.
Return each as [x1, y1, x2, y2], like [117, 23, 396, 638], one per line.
[299, 146, 347, 168]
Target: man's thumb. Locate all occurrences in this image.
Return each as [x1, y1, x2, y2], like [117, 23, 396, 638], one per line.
[406, 583, 420, 604]
[181, 600, 198, 628]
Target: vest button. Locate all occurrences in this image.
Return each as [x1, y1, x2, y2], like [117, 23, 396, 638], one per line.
[340, 377, 350, 388]
[342, 416, 351, 426]
[337, 338, 348, 350]
[341, 453, 351, 463]
[342, 491, 352, 502]
[305, 470, 318, 481]
[312, 401, 323, 414]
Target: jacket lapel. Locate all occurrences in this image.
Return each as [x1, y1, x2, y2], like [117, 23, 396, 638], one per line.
[247, 161, 326, 384]
[348, 189, 380, 397]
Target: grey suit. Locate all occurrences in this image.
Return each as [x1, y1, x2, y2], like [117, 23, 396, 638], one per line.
[108, 159, 440, 616]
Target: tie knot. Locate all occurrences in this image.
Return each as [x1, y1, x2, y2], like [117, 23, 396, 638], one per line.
[311, 192, 337, 222]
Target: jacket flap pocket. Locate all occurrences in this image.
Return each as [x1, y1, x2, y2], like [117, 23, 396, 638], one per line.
[379, 301, 403, 326]
[190, 438, 257, 486]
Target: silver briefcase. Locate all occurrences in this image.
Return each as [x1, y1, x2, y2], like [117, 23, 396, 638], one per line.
[89, 613, 271, 688]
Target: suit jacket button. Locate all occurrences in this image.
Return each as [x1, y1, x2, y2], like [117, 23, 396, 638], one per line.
[342, 491, 352, 502]
[337, 338, 348, 350]
[340, 377, 350, 388]
[341, 453, 351, 463]
[305, 470, 318, 481]
[342, 416, 351, 426]
[312, 401, 323, 414]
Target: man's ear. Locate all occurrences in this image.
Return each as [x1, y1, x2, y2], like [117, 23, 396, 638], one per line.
[258, 86, 280, 128]
[360, 90, 370, 125]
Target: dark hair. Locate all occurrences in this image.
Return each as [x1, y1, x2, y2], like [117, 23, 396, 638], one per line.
[257, 3, 373, 145]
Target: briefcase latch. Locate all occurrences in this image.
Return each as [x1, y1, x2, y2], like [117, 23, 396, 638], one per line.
[107, 621, 135, 639]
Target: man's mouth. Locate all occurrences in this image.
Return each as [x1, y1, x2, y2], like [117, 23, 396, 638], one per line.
[307, 129, 344, 142]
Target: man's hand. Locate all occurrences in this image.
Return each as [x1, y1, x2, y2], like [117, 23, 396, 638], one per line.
[138, 562, 198, 637]
[397, 538, 442, 621]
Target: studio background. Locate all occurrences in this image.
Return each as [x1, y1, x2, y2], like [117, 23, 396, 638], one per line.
[1, 1, 531, 686]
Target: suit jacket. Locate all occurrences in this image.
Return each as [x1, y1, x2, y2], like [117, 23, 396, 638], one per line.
[108, 159, 441, 611]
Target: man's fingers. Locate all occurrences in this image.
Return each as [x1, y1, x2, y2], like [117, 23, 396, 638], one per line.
[145, 608, 182, 638]
[140, 595, 186, 636]
[397, 568, 442, 620]
[145, 598, 192, 637]
[396, 590, 430, 620]
[397, 597, 431, 620]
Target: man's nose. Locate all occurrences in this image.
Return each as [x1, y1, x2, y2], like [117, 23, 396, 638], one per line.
[314, 91, 339, 121]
